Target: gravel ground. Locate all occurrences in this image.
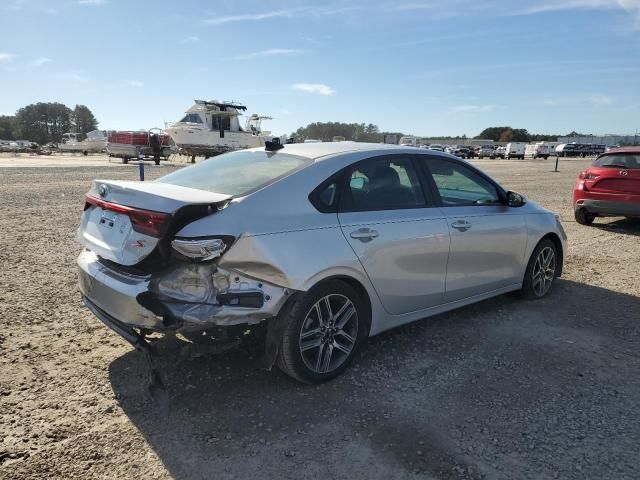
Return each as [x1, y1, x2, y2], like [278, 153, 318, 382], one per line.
[1, 156, 639, 480]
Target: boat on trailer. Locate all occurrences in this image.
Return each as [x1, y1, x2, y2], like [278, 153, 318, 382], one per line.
[107, 128, 173, 165]
[58, 130, 107, 155]
[164, 100, 273, 159]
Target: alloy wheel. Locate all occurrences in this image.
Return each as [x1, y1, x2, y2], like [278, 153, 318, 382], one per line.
[298, 294, 358, 374]
[532, 246, 556, 297]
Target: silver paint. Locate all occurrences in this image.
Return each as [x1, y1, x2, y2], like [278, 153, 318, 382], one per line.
[77, 143, 567, 338]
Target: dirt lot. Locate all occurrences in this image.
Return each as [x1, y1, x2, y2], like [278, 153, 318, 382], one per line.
[1, 154, 639, 480]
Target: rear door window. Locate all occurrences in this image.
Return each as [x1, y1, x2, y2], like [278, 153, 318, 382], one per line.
[340, 156, 427, 212]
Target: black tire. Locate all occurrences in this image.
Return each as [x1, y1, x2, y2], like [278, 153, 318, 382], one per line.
[154, 155, 160, 166]
[519, 238, 559, 300]
[276, 280, 367, 384]
[122, 157, 129, 164]
[574, 208, 595, 225]
[83, 150, 88, 156]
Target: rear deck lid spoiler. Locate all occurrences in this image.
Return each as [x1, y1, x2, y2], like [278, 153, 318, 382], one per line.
[89, 180, 231, 213]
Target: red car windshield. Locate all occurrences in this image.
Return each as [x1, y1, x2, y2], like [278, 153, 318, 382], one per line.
[593, 154, 640, 169]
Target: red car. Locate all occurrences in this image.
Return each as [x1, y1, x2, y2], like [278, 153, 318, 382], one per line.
[573, 147, 640, 225]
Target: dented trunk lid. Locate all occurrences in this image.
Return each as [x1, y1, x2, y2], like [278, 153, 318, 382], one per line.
[78, 180, 231, 266]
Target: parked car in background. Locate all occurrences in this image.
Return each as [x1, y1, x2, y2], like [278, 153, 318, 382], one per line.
[573, 147, 640, 225]
[505, 142, 527, 159]
[493, 146, 506, 159]
[453, 147, 471, 159]
[478, 145, 496, 158]
[77, 142, 566, 384]
[429, 144, 444, 152]
[469, 146, 481, 158]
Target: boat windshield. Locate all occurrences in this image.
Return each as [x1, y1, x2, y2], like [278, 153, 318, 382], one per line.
[157, 149, 311, 196]
[179, 113, 203, 123]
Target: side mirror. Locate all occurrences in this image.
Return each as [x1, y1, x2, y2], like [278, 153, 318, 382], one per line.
[507, 191, 527, 207]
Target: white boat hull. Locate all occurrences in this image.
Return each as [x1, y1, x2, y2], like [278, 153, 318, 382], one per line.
[58, 139, 106, 153]
[165, 125, 268, 156]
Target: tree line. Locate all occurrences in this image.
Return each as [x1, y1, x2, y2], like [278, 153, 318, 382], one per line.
[291, 122, 404, 143]
[292, 122, 579, 143]
[0, 102, 98, 144]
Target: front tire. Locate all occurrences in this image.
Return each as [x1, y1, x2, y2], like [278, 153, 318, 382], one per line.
[276, 280, 366, 384]
[519, 239, 558, 300]
[575, 208, 595, 225]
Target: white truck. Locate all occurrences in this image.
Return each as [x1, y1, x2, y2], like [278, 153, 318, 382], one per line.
[399, 136, 418, 147]
[505, 142, 527, 159]
[525, 142, 560, 159]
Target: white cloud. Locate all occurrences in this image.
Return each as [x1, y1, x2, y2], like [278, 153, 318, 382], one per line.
[203, 6, 359, 25]
[29, 57, 52, 67]
[518, 0, 640, 26]
[543, 99, 558, 106]
[589, 95, 614, 105]
[125, 80, 143, 87]
[61, 72, 90, 82]
[235, 48, 305, 60]
[76, 0, 108, 5]
[292, 83, 335, 95]
[0, 53, 17, 62]
[451, 104, 494, 113]
[204, 10, 292, 25]
[180, 35, 199, 44]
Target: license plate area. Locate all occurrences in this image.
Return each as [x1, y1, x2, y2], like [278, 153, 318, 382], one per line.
[83, 207, 132, 252]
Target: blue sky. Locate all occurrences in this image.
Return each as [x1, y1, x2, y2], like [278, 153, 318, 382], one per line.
[1, 0, 639, 137]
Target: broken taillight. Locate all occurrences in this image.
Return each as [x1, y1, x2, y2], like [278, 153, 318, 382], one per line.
[578, 171, 599, 180]
[84, 194, 169, 238]
[171, 237, 232, 262]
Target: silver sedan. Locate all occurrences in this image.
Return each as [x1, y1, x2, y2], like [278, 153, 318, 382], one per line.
[77, 142, 567, 383]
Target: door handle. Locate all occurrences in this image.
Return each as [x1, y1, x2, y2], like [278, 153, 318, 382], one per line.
[350, 228, 379, 242]
[451, 220, 471, 232]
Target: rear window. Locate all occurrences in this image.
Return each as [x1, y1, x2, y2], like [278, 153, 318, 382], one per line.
[157, 150, 310, 196]
[593, 154, 640, 169]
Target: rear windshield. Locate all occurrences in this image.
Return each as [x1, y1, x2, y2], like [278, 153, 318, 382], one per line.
[593, 154, 640, 169]
[157, 150, 310, 196]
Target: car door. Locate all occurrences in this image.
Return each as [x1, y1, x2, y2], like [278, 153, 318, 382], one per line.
[337, 155, 450, 315]
[420, 156, 528, 302]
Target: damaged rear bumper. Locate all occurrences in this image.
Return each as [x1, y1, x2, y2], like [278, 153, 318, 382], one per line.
[77, 249, 291, 333]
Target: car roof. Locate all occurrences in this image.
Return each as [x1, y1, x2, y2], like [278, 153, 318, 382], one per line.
[601, 147, 640, 156]
[248, 142, 454, 161]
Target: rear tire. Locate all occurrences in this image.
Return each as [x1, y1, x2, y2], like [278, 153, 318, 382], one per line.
[122, 157, 129, 164]
[276, 280, 367, 384]
[519, 238, 558, 300]
[575, 208, 595, 225]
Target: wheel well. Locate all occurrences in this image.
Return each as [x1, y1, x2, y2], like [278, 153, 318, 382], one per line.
[541, 233, 563, 277]
[313, 275, 373, 336]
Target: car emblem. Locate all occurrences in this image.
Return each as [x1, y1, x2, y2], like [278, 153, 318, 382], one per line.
[620, 170, 628, 176]
[98, 184, 109, 198]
